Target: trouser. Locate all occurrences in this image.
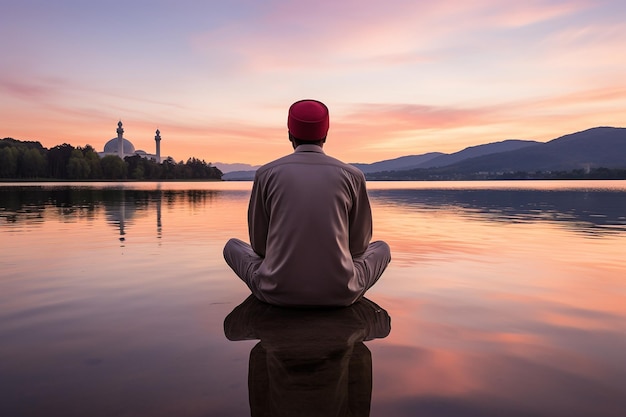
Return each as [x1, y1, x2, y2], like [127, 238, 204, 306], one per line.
[223, 238, 391, 305]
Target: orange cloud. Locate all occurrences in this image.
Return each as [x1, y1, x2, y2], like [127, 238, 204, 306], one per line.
[339, 103, 494, 131]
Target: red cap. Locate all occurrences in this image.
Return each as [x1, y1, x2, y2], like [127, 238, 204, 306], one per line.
[287, 99, 329, 141]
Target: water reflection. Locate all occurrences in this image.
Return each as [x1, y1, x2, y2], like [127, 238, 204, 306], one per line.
[224, 296, 391, 417]
[103, 189, 134, 240]
[369, 188, 626, 235]
[3, 184, 626, 238]
[0, 185, 221, 242]
[1, 182, 625, 416]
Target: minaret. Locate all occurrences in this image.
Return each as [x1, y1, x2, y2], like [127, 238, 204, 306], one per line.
[155, 129, 161, 163]
[117, 121, 124, 158]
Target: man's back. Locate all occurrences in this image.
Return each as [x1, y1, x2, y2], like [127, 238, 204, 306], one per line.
[248, 145, 373, 306]
[223, 99, 390, 307]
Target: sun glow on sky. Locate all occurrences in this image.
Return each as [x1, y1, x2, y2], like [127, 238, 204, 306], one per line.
[1, 0, 625, 165]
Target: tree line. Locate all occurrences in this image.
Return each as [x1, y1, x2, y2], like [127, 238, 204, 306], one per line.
[365, 167, 626, 181]
[0, 138, 222, 180]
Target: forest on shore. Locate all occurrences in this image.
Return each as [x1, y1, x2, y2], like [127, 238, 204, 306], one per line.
[0, 138, 222, 181]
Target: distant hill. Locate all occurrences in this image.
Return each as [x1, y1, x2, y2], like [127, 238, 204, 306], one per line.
[353, 139, 540, 173]
[366, 127, 626, 180]
[219, 126, 626, 180]
[222, 170, 256, 181]
[214, 162, 260, 174]
[416, 139, 540, 168]
[352, 152, 443, 173]
[437, 127, 626, 173]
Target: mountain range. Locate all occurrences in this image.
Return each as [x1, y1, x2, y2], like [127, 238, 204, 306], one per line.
[220, 126, 626, 180]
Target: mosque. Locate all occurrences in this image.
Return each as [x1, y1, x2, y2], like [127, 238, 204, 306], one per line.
[99, 121, 162, 163]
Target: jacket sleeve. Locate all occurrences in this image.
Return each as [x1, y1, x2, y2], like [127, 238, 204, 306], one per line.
[348, 172, 373, 257]
[248, 173, 269, 257]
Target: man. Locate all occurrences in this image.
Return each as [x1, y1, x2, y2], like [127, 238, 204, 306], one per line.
[223, 99, 391, 307]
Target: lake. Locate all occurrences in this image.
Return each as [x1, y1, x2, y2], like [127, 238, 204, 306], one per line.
[1, 180, 625, 417]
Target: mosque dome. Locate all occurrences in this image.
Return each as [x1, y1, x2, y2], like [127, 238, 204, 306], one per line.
[103, 137, 136, 154]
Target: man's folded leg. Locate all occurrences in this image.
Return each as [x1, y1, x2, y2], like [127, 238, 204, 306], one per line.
[223, 238, 263, 291]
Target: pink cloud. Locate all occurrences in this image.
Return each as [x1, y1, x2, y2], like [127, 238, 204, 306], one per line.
[477, 0, 592, 28]
[0, 76, 64, 101]
[188, 0, 595, 78]
[336, 81, 626, 135]
[188, 2, 452, 73]
[348, 103, 492, 128]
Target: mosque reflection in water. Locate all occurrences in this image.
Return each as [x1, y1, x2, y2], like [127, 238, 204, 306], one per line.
[0, 186, 224, 242]
[102, 189, 162, 242]
[224, 295, 390, 417]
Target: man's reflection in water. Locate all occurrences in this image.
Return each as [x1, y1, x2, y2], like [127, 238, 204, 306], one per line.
[224, 296, 391, 417]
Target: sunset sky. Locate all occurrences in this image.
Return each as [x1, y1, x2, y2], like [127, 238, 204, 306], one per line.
[2, 0, 625, 166]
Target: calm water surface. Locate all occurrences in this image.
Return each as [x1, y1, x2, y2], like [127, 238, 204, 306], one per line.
[1, 180, 625, 416]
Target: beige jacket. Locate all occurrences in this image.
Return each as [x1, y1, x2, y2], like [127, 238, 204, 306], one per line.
[248, 144, 373, 306]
